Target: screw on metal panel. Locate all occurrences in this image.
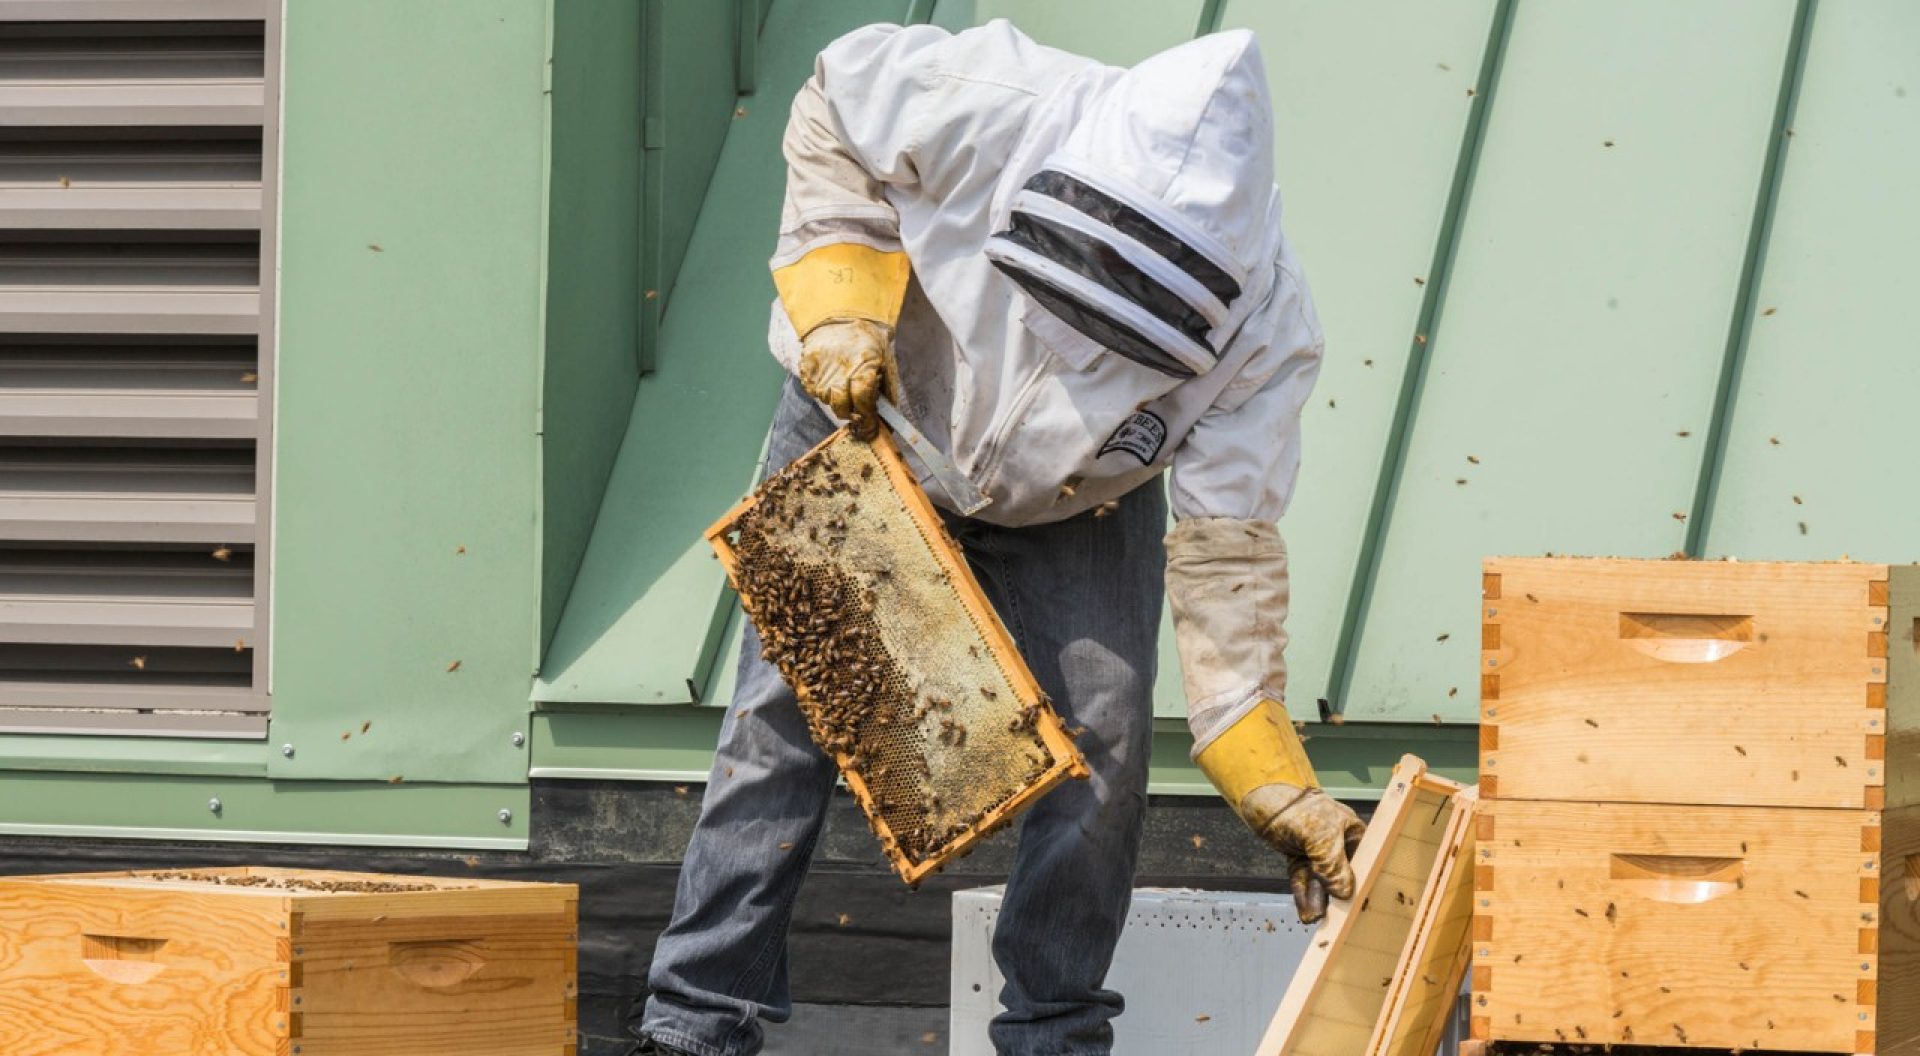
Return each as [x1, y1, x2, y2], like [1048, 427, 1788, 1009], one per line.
[511, 731, 526, 747]
[208, 798, 222, 814]
[498, 808, 513, 824]
[281, 744, 295, 758]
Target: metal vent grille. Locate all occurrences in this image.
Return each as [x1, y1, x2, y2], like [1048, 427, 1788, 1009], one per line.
[0, 4, 276, 737]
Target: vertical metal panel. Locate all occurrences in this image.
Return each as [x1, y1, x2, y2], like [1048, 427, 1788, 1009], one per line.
[1205, 0, 1502, 720]
[250, 0, 277, 715]
[1343, 1, 1799, 722]
[542, 0, 645, 652]
[639, 0, 744, 372]
[268, 0, 547, 782]
[735, 0, 759, 95]
[970, 0, 1205, 66]
[1683, 0, 1814, 553]
[1703, 1, 1920, 561]
[0, 8, 273, 738]
[534, 0, 919, 706]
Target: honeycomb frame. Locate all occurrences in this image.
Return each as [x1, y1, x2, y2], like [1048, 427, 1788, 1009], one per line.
[706, 427, 1090, 885]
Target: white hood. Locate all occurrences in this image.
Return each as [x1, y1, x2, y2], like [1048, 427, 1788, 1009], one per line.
[985, 29, 1283, 378]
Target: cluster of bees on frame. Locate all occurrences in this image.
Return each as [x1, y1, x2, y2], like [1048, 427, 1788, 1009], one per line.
[730, 451, 948, 856]
[730, 454, 902, 759]
[726, 446, 1064, 865]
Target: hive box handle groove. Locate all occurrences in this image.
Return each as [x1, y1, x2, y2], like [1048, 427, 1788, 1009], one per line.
[80, 933, 168, 984]
[1617, 612, 1754, 663]
[1610, 853, 1745, 904]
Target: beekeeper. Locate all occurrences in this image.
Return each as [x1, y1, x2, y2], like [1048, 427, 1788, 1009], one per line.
[633, 20, 1358, 1056]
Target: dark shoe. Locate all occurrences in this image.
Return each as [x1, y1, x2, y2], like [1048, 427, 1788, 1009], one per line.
[627, 1040, 695, 1056]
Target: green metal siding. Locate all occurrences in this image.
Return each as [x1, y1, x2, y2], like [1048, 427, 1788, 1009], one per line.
[954, 0, 1207, 65]
[1703, 0, 1920, 560]
[534, 0, 922, 707]
[17, 0, 1913, 834]
[530, 0, 1920, 796]
[1343, 0, 1800, 722]
[268, 0, 549, 784]
[541, 0, 646, 652]
[641, 0, 749, 371]
[0, 773, 528, 850]
[1191, 0, 1504, 719]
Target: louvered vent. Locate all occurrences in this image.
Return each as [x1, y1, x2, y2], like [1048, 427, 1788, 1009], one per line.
[0, 4, 276, 737]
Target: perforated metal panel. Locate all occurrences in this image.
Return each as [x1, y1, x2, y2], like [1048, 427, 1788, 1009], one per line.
[951, 887, 1314, 1056]
[952, 886, 1473, 1055]
[0, 2, 276, 737]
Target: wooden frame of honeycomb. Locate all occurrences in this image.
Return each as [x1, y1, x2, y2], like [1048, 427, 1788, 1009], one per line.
[706, 427, 1089, 885]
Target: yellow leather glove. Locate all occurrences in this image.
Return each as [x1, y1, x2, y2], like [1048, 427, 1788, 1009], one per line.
[772, 243, 911, 440]
[798, 319, 896, 440]
[1195, 698, 1365, 923]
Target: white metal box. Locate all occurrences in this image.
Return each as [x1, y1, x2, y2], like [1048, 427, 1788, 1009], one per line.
[949, 886, 1311, 1056]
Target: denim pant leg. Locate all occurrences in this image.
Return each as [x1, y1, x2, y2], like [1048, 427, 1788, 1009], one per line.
[967, 482, 1167, 1056]
[638, 380, 842, 1056]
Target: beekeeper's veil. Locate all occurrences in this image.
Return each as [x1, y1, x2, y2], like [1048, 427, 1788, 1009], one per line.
[985, 30, 1281, 379]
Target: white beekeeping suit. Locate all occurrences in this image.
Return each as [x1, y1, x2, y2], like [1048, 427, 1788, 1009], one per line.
[767, 20, 1360, 919]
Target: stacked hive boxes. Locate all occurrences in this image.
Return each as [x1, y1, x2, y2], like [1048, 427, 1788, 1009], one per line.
[0, 867, 577, 1056]
[1471, 558, 1919, 1054]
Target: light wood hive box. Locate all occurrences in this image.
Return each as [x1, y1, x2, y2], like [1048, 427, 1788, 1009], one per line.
[0, 867, 578, 1056]
[1473, 558, 1920, 1055]
[1258, 754, 1479, 1056]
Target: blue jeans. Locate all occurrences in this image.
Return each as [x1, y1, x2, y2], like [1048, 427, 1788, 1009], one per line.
[639, 378, 1165, 1056]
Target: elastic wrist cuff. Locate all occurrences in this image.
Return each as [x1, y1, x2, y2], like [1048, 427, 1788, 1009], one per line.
[1193, 698, 1318, 807]
[771, 243, 911, 337]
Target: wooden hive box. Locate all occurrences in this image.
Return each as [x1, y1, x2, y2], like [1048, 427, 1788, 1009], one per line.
[1259, 754, 1479, 1056]
[0, 867, 578, 1056]
[1474, 558, 1920, 1055]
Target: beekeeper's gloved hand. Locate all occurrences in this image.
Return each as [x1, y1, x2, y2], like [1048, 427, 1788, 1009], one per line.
[1243, 776, 1366, 923]
[772, 242, 912, 442]
[799, 318, 896, 440]
[1195, 698, 1364, 922]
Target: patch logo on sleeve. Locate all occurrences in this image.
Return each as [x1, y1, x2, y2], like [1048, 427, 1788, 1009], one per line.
[1099, 410, 1167, 465]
